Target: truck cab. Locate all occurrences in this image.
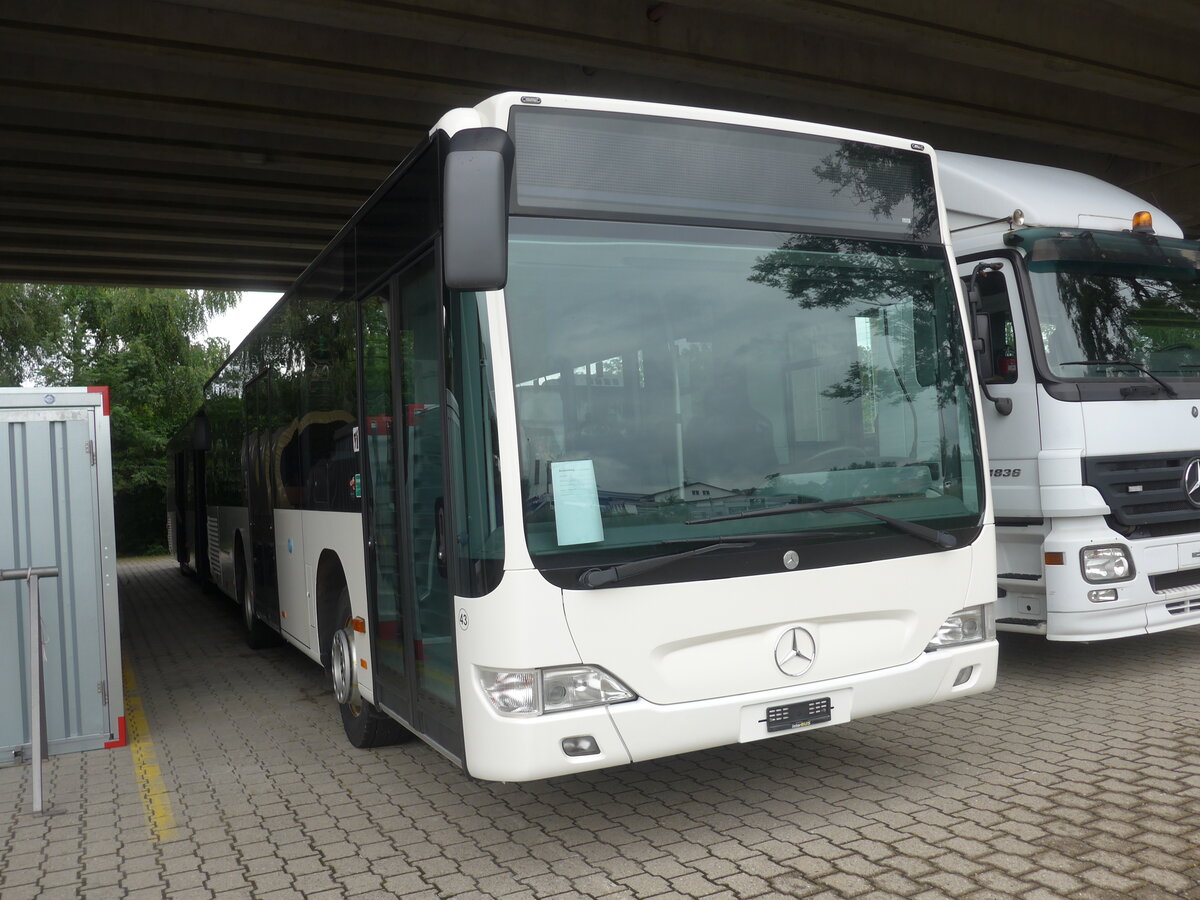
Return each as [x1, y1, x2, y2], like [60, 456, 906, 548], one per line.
[940, 152, 1200, 640]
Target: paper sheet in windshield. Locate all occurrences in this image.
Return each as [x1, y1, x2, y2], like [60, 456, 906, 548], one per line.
[551, 459, 605, 545]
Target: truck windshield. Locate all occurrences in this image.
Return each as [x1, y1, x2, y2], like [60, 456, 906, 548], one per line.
[1023, 229, 1200, 379]
[504, 218, 983, 577]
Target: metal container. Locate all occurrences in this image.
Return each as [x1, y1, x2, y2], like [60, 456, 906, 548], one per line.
[0, 387, 124, 760]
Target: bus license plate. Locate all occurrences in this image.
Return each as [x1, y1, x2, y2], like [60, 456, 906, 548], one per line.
[763, 697, 833, 732]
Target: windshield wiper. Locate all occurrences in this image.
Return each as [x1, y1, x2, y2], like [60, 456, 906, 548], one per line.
[1061, 359, 1178, 397]
[578, 539, 755, 588]
[686, 497, 956, 549]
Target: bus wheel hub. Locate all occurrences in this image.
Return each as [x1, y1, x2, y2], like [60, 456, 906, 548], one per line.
[331, 627, 357, 706]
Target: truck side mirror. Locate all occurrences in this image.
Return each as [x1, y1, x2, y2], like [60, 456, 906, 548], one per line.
[966, 264, 1012, 416]
[971, 315, 1012, 415]
[973, 313, 995, 381]
[443, 127, 514, 291]
[965, 278, 983, 310]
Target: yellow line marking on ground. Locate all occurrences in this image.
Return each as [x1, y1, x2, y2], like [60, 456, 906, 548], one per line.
[122, 650, 180, 843]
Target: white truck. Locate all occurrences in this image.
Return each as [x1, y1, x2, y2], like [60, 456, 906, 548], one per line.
[939, 152, 1200, 640]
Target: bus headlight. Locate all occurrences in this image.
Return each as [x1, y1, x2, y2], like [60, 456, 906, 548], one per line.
[1080, 545, 1133, 582]
[925, 605, 994, 651]
[479, 665, 636, 716]
[542, 666, 635, 713]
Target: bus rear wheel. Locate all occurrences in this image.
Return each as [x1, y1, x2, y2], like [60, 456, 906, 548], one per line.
[330, 587, 411, 749]
[237, 549, 276, 650]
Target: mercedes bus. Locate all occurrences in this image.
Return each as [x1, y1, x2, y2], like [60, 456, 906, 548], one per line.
[167, 92, 996, 781]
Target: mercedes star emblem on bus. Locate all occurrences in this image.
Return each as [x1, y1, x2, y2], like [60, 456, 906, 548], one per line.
[1185, 459, 1200, 508]
[775, 627, 817, 677]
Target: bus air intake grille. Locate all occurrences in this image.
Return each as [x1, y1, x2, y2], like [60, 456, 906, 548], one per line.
[207, 516, 222, 579]
[1084, 452, 1200, 529]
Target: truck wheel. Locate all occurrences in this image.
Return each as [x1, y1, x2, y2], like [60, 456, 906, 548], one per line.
[329, 587, 412, 748]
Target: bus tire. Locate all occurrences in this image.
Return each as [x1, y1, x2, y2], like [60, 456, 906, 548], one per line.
[330, 587, 411, 749]
[237, 547, 276, 650]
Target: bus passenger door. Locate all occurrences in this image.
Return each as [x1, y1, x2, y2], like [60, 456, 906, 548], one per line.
[171, 450, 189, 567]
[361, 253, 462, 759]
[192, 445, 210, 582]
[244, 371, 280, 632]
[361, 281, 414, 728]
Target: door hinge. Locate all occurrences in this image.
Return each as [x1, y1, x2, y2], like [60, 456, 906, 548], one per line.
[97, 680, 108, 706]
[85, 440, 97, 467]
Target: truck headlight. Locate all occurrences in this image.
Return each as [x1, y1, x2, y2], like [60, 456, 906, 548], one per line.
[925, 605, 994, 651]
[1080, 545, 1133, 583]
[479, 665, 636, 717]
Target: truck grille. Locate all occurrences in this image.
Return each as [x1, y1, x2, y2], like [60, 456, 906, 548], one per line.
[1166, 598, 1200, 616]
[1149, 569, 1200, 594]
[1084, 452, 1200, 531]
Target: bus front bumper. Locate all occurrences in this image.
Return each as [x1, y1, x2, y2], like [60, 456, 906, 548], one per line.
[610, 639, 995, 764]
[463, 640, 996, 782]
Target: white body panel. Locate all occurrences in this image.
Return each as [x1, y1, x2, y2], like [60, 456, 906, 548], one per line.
[1037, 397, 1200, 639]
[274, 509, 311, 648]
[271, 511, 369, 676]
[563, 541, 984, 704]
[939, 151, 1183, 239]
[212, 505, 374, 694]
[456, 536, 996, 782]
[293, 510, 370, 690]
[943, 151, 1200, 640]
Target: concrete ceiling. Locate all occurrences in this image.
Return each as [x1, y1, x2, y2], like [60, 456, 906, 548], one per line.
[4, 0, 1199, 291]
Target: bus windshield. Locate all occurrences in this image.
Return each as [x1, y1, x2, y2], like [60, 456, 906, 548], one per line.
[1024, 229, 1200, 379]
[505, 218, 983, 572]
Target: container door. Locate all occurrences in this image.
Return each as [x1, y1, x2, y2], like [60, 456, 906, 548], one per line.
[0, 408, 110, 756]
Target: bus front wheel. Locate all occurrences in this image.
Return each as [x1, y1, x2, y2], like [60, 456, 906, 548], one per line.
[331, 587, 411, 749]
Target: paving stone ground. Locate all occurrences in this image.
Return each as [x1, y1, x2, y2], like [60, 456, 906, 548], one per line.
[3, 556, 1200, 899]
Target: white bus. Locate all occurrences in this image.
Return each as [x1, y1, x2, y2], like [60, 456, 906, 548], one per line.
[942, 151, 1200, 641]
[168, 92, 996, 781]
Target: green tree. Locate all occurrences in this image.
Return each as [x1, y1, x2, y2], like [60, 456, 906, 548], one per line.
[0, 284, 64, 385]
[0, 284, 239, 555]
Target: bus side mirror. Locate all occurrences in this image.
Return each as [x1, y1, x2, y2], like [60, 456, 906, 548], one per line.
[443, 127, 514, 291]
